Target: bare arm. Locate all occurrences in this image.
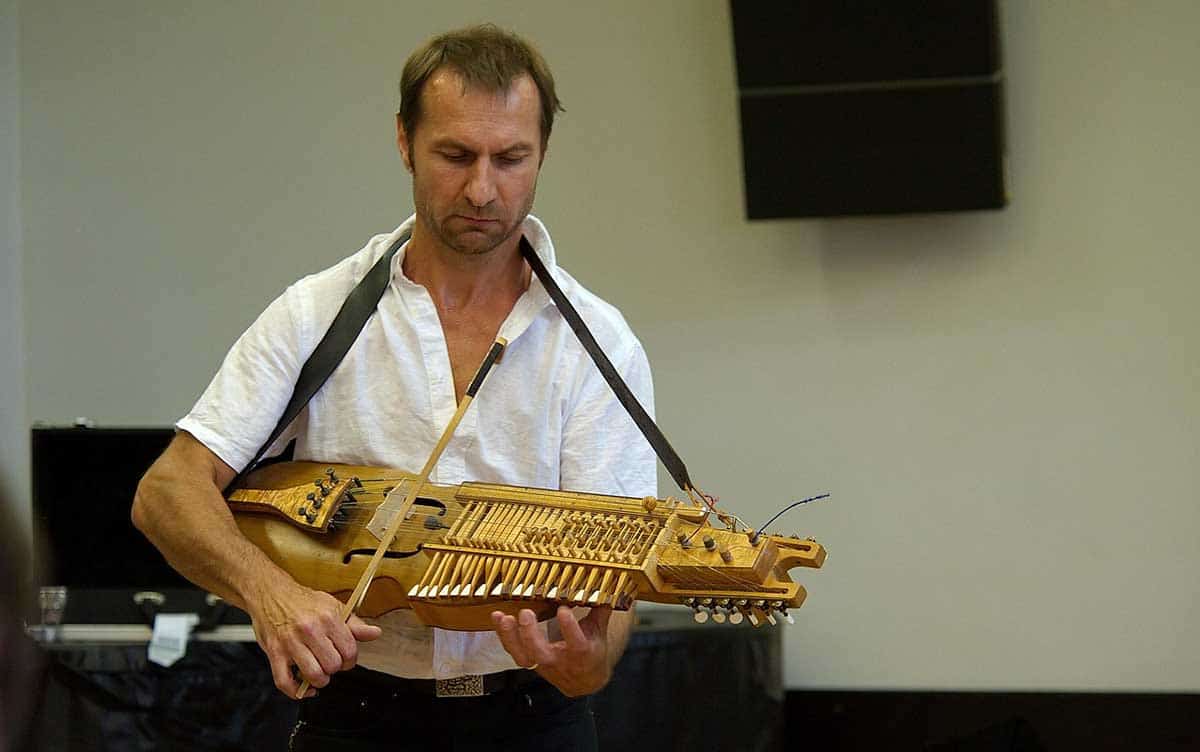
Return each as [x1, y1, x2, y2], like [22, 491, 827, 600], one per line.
[132, 432, 379, 697]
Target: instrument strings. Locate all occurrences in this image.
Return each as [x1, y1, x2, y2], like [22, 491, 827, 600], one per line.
[312, 489, 798, 579]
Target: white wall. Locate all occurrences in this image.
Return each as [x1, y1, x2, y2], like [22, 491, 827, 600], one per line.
[18, 1, 1200, 690]
[0, 0, 27, 531]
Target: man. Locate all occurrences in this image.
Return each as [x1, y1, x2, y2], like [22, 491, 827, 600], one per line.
[132, 24, 656, 751]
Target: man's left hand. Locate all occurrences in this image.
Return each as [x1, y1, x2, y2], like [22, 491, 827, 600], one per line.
[491, 605, 612, 697]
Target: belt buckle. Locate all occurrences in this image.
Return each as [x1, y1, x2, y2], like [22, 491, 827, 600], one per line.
[435, 674, 485, 698]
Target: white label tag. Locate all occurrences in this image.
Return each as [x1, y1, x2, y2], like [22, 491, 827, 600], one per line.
[148, 613, 199, 667]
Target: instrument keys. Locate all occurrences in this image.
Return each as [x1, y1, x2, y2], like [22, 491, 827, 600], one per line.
[703, 536, 716, 551]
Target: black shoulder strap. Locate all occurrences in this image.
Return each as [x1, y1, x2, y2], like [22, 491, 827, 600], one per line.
[223, 229, 410, 495]
[519, 236, 695, 494]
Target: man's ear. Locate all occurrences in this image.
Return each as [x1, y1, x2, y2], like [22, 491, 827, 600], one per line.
[395, 113, 413, 173]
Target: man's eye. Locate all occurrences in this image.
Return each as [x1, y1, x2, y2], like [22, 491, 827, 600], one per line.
[498, 155, 526, 166]
[441, 152, 470, 163]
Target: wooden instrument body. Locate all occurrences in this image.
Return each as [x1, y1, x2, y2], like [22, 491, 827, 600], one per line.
[230, 461, 825, 631]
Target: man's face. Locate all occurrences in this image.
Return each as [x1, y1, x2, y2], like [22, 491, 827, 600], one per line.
[398, 69, 544, 257]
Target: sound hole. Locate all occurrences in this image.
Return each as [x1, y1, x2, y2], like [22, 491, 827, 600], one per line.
[340, 494, 444, 564]
[342, 547, 421, 564]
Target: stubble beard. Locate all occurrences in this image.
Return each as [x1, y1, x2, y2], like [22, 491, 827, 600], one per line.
[413, 173, 537, 259]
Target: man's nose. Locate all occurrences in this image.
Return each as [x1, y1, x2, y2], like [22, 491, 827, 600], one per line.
[464, 160, 497, 208]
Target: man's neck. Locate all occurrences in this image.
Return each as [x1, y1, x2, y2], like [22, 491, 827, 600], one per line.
[402, 222, 529, 311]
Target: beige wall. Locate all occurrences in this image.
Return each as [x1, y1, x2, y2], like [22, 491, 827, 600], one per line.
[1, 0, 27, 531]
[18, 1, 1200, 690]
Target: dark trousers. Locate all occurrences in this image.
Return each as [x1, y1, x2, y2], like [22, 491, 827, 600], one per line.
[288, 666, 598, 751]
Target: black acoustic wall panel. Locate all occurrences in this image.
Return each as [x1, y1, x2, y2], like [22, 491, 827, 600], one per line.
[731, 1, 1007, 219]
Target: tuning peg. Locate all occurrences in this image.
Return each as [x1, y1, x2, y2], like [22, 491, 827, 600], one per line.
[325, 468, 338, 483]
[748, 599, 777, 626]
[713, 599, 734, 624]
[769, 600, 794, 625]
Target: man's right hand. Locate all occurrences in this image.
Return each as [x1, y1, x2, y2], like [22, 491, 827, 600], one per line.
[248, 579, 383, 699]
[133, 432, 382, 699]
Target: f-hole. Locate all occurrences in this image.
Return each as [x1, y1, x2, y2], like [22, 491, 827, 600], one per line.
[341, 496, 447, 563]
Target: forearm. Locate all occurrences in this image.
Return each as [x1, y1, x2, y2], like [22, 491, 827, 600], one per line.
[131, 442, 293, 613]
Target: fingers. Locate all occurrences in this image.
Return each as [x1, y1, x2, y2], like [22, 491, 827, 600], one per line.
[517, 608, 554, 666]
[582, 604, 612, 639]
[558, 605, 611, 649]
[491, 610, 532, 667]
[267, 648, 303, 699]
[349, 615, 383, 642]
[252, 586, 377, 698]
[289, 638, 332, 688]
[303, 623, 349, 676]
[491, 609, 552, 669]
[263, 638, 319, 699]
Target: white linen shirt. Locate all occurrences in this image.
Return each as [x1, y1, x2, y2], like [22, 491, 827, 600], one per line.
[178, 214, 657, 679]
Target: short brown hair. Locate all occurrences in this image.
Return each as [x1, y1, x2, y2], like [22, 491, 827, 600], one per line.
[399, 24, 564, 150]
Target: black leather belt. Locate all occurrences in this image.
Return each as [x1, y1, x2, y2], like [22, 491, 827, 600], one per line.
[346, 665, 544, 698]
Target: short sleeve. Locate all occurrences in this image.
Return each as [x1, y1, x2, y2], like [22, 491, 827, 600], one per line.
[176, 287, 307, 472]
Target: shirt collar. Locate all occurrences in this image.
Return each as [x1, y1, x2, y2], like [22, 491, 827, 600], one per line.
[389, 213, 557, 295]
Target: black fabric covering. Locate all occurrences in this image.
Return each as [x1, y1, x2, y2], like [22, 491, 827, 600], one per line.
[31, 642, 297, 752]
[28, 611, 781, 751]
[592, 611, 783, 751]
